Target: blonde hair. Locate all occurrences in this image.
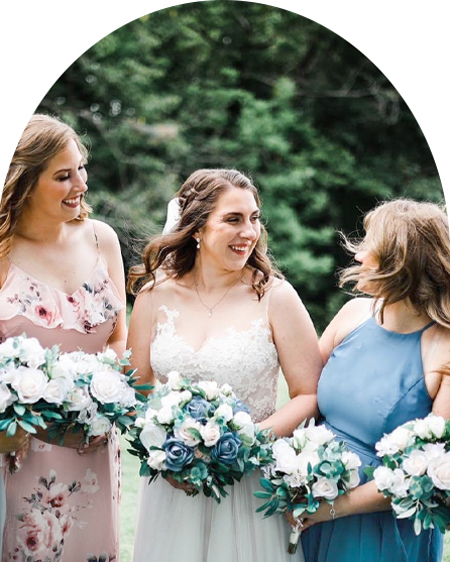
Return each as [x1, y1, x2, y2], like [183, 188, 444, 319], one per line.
[127, 168, 282, 297]
[0, 114, 91, 258]
[339, 198, 450, 328]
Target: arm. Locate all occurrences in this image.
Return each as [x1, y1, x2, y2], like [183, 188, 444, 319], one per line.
[93, 219, 128, 357]
[126, 288, 155, 392]
[259, 281, 323, 437]
[0, 427, 29, 454]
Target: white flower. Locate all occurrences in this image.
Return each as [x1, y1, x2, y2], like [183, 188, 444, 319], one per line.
[90, 370, 124, 404]
[144, 408, 159, 422]
[292, 428, 307, 450]
[43, 378, 69, 405]
[312, 477, 339, 500]
[179, 390, 193, 404]
[11, 366, 47, 403]
[82, 468, 100, 494]
[87, 415, 112, 437]
[134, 416, 146, 429]
[305, 424, 335, 446]
[200, 421, 221, 447]
[157, 405, 175, 425]
[147, 449, 167, 470]
[402, 449, 429, 476]
[373, 466, 396, 491]
[346, 469, 361, 489]
[233, 412, 255, 443]
[97, 347, 117, 362]
[427, 452, 450, 490]
[66, 387, 92, 412]
[423, 442, 446, 460]
[174, 418, 202, 446]
[219, 383, 234, 397]
[376, 427, 414, 457]
[413, 419, 433, 440]
[197, 380, 219, 400]
[77, 401, 98, 424]
[427, 415, 446, 439]
[161, 391, 183, 408]
[296, 450, 320, 479]
[342, 451, 361, 471]
[0, 382, 15, 413]
[140, 422, 167, 451]
[233, 411, 252, 429]
[214, 403, 233, 422]
[390, 468, 411, 498]
[118, 384, 137, 408]
[273, 440, 298, 475]
[167, 371, 182, 390]
[18, 337, 46, 368]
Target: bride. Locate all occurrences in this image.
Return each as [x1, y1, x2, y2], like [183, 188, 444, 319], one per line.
[127, 169, 323, 562]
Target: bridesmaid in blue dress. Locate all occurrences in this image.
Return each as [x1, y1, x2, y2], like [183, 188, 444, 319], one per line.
[300, 199, 450, 562]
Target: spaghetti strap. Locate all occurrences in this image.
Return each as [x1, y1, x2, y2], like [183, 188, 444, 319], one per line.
[419, 320, 436, 333]
[92, 221, 100, 254]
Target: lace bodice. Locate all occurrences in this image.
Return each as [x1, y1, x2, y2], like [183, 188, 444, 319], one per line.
[151, 305, 280, 422]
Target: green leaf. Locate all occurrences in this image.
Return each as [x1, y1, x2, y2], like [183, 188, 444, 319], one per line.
[17, 420, 38, 434]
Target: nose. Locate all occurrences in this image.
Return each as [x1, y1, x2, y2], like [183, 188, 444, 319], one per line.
[74, 168, 88, 193]
[241, 219, 258, 240]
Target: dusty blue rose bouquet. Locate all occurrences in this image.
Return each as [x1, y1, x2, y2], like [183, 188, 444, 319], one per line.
[127, 371, 274, 503]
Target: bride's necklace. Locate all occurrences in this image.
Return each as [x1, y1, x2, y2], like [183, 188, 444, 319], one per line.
[194, 274, 243, 317]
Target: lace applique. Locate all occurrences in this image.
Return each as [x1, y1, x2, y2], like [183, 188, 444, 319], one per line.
[151, 305, 280, 422]
[0, 259, 123, 335]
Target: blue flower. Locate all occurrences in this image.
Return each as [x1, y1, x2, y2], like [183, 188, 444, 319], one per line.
[185, 396, 213, 423]
[163, 438, 195, 472]
[233, 400, 251, 415]
[212, 432, 242, 465]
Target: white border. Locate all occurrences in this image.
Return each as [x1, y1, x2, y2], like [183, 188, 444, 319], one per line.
[1, 1, 448, 204]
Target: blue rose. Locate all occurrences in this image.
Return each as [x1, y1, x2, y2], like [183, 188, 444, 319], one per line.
[212, 432, 242, 465]
[185, 396, 213, 423]
[163, 438, 195, 472]
[233, 400, 251, 415]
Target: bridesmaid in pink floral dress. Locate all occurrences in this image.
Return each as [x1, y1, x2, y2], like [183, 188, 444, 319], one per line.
[0, 114, 127, 561]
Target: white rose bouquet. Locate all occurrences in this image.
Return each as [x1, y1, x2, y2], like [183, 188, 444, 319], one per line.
[127, 372, 274, 503]
[367, 414, 450, 534]
[255, 419, 361, 554]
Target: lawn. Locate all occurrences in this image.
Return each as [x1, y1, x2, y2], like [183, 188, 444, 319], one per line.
[119, 378, 450, 561]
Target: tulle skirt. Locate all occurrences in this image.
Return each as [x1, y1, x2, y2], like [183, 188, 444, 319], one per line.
[132, 471, 303, 562]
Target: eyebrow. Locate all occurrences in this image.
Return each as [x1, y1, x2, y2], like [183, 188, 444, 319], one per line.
[52, 162, 85, 177]
[222, 210, 260, 217]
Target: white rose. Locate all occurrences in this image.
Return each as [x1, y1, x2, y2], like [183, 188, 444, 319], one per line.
[342, 451, 361, 471]
[179, 390, 193, 404]
[118, 384, 137, 408]
[272, 440, 298, 475]
[134, 416, 146, 429]
[389, 427, 414, 451]
[296, 450, 320, 478]
[157, 405, 175, 425]
[43, 378, 69, 405]
[0, 382, 14, 413]
[90, 370, 123, 404]
[140, 422, 167, 450]
[174, 418, 202, 446]
[0, 338, 17, 360]
[11, 366, 47, 403]
[427, 452, 450, 490]
[77, 402, 98, 424]
[198, 380, 219, 400]
[305, 424, 335, 446]
[161, 391, 183, 408]
[219, 383, 234, 397]
[233, 411, 252, 429]
[312, 477, 339, 500]
[147, 449, 167, 470]
[402, 450, 429, 476]
[98, 347, 118, 362]
[214, 403, 233, 422]
[292, 428, 308, 450]
[19, 337, 46, 368]
[237, 423, 255, 445]
[200, 421, 221, 447]
[87, 416, 112, 437]
[144, 408, 159, 422]
[66, 387, 93, 412]
[373, 466, 396, 491]
[390, 468, 411, 498]
[0, 365, 15, 384]
[423, 442, 446, 460]
[413, 419, 433, 440]
[167, 371, 182, 390]
[427, 415, 446, 439]
[346, 469, 361, 489]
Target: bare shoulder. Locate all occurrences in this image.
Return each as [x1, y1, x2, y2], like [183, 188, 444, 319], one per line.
[89, 218, 120, 250]
[328, 297, 374, 345]
[267, 278, 300, 306]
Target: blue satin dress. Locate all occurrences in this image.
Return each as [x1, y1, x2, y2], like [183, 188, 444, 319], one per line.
[301, 316, 444, 562]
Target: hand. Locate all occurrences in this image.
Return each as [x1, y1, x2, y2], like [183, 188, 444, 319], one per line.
[165, 475, 197, 494]
[34, 426, 109, 454]
[286, 501, 336, 532]
[0, 427, 29, 454]
[76, 434, 110, 455]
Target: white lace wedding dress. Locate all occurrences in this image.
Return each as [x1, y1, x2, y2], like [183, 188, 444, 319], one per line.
[132, 304, 304, 562]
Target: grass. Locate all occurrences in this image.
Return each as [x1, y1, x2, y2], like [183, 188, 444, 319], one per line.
[119, 378, 450, 561]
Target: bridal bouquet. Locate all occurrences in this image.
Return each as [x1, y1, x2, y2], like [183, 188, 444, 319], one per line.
[255, 419, 361, 554]
[127, 371, 274, 503]
[0, 334, 142, 445]
[367, 414, 450, 534]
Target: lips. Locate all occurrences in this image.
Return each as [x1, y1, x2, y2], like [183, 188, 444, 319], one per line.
[229, 244, 250, 255]
[62, 196, 81, 208]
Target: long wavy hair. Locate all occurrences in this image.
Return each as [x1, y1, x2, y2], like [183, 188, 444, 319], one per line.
[339, 198, 450, 327]
[0, 114, 91, 258]
[127, 168, 283, 298]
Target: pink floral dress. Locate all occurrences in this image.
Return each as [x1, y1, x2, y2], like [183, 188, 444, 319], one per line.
[0, 256, 124, 562]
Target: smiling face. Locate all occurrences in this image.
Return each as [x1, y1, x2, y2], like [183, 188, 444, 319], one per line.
[26, 139, 88, 222]
[196, 186, 261, 272]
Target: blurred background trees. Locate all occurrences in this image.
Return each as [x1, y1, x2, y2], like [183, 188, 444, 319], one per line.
[37, 0, 443, 331]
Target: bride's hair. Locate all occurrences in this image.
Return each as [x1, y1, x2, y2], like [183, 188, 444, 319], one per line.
[127, 168, 282, 298]
[0, 114, 92, 258]
[339, 198, 450, 328]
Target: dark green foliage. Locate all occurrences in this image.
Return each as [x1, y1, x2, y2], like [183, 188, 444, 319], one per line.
[37, 1, 442, 331]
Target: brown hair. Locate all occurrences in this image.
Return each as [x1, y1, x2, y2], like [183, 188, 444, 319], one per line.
[339, 198, 450, 327]
[0, 114, 91, 258]
[127, 168, 282, 297]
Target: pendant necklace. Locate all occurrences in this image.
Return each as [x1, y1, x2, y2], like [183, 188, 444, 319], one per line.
[194, 274, 243, 317]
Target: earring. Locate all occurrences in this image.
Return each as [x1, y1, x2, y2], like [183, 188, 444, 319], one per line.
[196, 238, 201, 249]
